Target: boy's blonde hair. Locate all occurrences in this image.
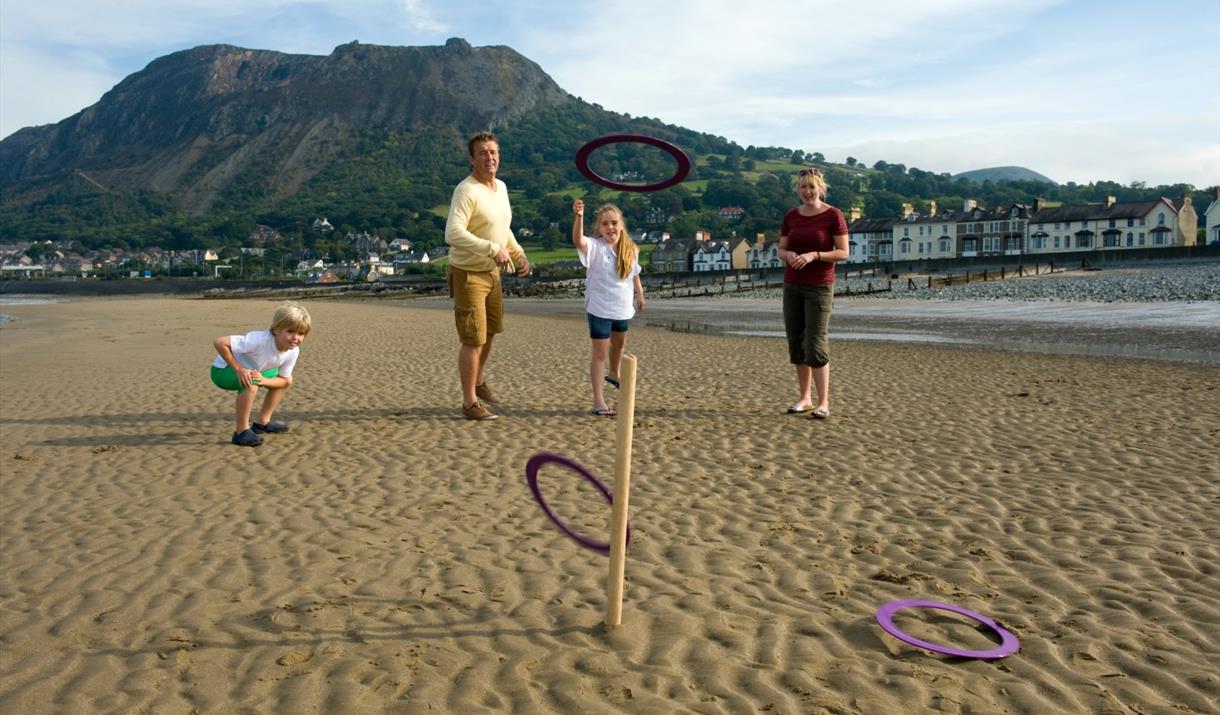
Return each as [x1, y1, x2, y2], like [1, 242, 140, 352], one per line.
[270, 301, 311, 335]
[596, 203, 639, 280]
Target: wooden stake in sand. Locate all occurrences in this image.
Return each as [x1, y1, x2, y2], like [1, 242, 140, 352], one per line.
[605, 353, 637, 627]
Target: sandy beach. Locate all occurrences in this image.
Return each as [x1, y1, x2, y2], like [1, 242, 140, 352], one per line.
[2, 295, 1218, 714]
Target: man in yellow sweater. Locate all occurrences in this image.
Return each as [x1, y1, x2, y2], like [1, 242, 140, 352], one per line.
[445, 131, 531, 420]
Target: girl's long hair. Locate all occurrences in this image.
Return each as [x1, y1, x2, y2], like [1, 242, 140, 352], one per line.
[596, 203, 637, 280]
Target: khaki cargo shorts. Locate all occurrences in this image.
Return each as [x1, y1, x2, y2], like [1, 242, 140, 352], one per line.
[448, 265, 503, 346]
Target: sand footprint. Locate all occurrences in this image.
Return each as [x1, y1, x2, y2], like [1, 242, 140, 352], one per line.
[277, 650, 314, 666]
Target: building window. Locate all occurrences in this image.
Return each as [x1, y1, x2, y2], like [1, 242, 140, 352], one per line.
[1157, 213, 1166, 226]
[939, 238, 950, 253]
[1054, 236, 1061, 249]
[1127, 218, 1135, 227]
[1108, 219, 1116, 228]
[1126, 232, 1134, 246]
[1078, 234, 1091, 248]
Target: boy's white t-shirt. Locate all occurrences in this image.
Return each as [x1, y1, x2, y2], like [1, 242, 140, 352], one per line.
[211, 329, 299, 377]
[579, 237, 641, 321]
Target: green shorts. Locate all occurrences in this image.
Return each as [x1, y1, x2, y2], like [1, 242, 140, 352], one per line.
[211, 365, 279, 392]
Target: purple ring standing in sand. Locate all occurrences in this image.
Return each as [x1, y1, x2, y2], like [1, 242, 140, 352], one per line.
[875, 599, 1020, 659]
[525, 451, 631, 554]
[574, 134, 691, 192]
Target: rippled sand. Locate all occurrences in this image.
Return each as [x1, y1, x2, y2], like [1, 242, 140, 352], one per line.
[1, 297, 1218, 713]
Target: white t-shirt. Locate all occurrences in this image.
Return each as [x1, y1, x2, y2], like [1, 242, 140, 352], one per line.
[579, 237, 640, 321]
[211, 329, 299, 377]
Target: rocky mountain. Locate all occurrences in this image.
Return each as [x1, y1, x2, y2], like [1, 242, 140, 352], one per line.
[0, 38, 575, 214]
[952, 166, 1056, 185]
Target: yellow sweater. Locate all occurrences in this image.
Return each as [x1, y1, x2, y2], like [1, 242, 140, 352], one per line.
[444, 176, 525, 271]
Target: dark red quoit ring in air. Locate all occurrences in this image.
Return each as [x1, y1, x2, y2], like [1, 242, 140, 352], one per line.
[573, 134, 692, 192]
[525, 451, 631, 554]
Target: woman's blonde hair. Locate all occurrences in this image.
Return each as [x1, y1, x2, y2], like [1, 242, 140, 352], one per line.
[270, 301, 311, 335]
[596, 203, 638, 280]
[796, 167, 828, 196]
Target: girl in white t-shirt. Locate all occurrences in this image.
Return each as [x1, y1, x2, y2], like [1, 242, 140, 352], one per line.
[571, 200, 645, 416]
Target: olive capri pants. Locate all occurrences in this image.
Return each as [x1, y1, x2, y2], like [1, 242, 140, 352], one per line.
[782, 283, 833, 368]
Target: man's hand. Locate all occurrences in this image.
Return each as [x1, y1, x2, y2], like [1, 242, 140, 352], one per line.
[515, 255, 531, 277]
[494, 247, 514, 271]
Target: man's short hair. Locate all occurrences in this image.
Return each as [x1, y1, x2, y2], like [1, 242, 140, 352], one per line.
[467, 131, 498, 157]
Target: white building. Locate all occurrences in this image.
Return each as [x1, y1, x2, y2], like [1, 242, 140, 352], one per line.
[1203, 188, 1220, 246]
[1027, 196, 1185, 255]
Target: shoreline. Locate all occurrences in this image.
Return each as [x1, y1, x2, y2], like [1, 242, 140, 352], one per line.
[5, 257, 1219, 364]
[409, 294, 1220, 365]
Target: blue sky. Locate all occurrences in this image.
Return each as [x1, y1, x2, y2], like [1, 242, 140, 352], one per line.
[2, 0, 1217, 187]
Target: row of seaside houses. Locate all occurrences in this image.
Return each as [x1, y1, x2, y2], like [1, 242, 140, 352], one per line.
[649, 194, 1207, 272]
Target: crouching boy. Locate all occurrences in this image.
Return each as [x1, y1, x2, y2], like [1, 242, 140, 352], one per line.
[210, 301, 311, 447]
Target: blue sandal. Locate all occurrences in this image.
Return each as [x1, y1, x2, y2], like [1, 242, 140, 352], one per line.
[252, 421, 289, 434]
[232, 429, 264, 447]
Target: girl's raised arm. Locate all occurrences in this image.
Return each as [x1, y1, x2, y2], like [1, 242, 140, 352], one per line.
[571, 199, 588, 252]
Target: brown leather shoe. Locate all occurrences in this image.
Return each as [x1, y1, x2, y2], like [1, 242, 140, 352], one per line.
[462, 400, 498, 420]
[475, 382, 501, 405]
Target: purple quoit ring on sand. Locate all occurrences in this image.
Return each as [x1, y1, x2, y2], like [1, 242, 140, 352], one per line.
[574, 134, 692, 192]
[875, 599, 1020, 659]
[526, 451, 631, 554]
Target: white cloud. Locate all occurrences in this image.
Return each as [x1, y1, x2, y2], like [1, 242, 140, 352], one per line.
[1, 0, 1216, 186]
[403, 0, 447, 33]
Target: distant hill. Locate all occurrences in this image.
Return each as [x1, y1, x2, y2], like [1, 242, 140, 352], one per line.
[952, 166, 1056, 185]
[0, 38, 729, 217]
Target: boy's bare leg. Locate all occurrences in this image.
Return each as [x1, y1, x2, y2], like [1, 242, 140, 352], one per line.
[257, 387, 288, 425]
[235, 389, 257, 433]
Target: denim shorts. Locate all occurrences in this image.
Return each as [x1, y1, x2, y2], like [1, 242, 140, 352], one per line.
[587, 313, 630, 340]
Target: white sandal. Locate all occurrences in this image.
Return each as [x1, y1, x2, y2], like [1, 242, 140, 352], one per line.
[787, 403, 812, 414]
[810, 407, 830, 420]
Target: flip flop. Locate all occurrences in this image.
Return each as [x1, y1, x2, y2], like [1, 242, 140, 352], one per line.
[590, 407, 617, 417]
[787, 403, 812, 414]
[810, 407, 831, 420]
[604, 376, 620, 389]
